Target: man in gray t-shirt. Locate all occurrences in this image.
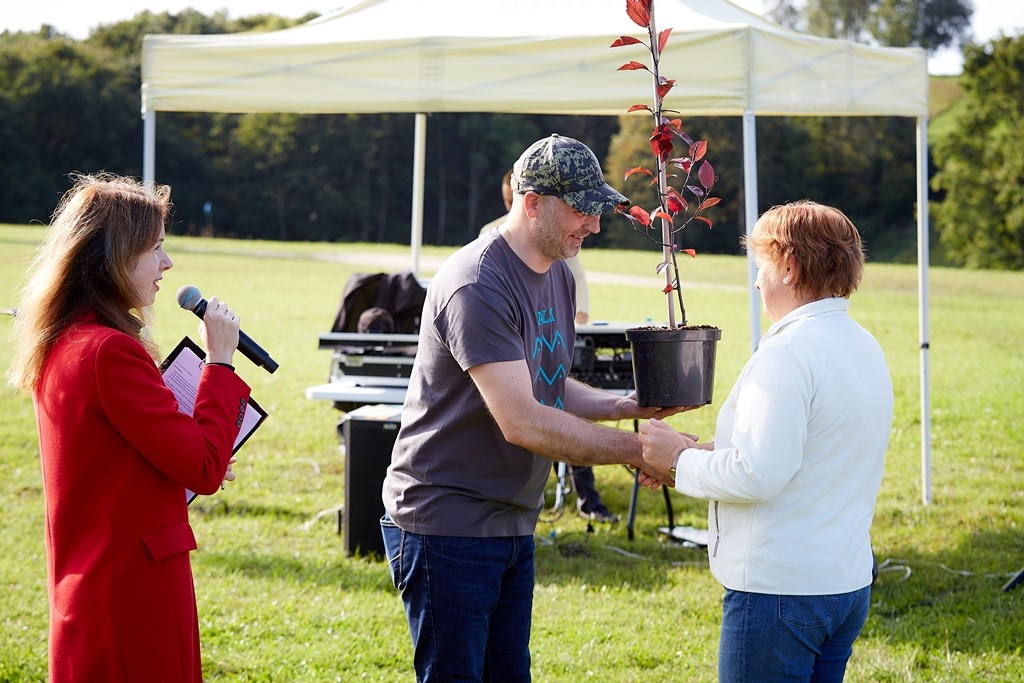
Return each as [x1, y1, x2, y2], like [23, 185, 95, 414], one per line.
[381, 134, 688, 682]
[480, 167, 617, 524]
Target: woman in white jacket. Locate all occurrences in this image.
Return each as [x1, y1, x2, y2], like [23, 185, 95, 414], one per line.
[638, 200, 893, 683]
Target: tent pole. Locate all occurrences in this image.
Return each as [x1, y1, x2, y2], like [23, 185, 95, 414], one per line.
[410, 113, 427, 276]
[742, 110, 760, 353]
[143, 109, 156, 189]
[916, 116, 932, 505]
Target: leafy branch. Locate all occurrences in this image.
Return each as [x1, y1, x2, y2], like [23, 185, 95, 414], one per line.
[611, 0, 720, 328]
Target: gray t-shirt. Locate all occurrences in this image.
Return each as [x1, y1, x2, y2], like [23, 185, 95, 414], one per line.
[382, 231, 576, 537]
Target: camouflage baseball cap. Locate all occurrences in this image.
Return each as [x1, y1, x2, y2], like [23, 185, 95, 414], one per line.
[511, 134, 629, 215]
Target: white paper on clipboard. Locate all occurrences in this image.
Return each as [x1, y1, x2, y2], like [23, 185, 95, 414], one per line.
[159, 336, 267, 505]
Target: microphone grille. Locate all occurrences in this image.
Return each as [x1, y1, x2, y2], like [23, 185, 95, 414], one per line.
[176, 285, 202, 311]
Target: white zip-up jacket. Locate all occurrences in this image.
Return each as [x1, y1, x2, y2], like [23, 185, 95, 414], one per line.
[674, 298, 893, 595]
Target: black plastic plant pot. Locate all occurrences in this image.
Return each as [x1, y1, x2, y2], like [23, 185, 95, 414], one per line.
[625, 326, 722, 407]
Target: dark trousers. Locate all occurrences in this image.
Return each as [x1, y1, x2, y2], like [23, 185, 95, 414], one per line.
[565, 465, 608, 514]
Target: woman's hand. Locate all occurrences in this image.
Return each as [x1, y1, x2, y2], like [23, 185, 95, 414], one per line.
[638, 418, 698, 485]
[199, 296, 241, 366]
[221, 456, 238, 489]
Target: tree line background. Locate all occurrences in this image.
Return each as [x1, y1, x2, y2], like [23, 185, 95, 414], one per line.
[0, 0, 1020, 268]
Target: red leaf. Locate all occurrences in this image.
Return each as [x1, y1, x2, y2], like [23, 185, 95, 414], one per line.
[610, 35, 644, 48]
[657, 28, 672, 56]
[626, 104, 652, 113]
[617, 61, 650, 72]
[665, 191, 685, 214]
[666, 185, 687, 202]
[656, 78, 676, 101]
[652, 208, 675, 223]
[624, 166, 654, 180]
[625, 0, 652, 28]
[672, 157, 692, 173]
[628, 205, 652, 226]
[667, 118, 683, 132]
[700, 196, 721, 209]
[690, 140, 708, 162]
[662, 283, 675, 294]
[693, 215, 713, 228]
[698, 161, 716, 189]
[681, 248, 697, 258]
[650, 125, 674, 162]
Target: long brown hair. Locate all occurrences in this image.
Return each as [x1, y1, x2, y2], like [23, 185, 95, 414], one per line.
[7, 172, 172, 392]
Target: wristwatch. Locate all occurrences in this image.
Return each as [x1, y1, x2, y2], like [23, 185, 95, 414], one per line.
[669, 449, 683, 480]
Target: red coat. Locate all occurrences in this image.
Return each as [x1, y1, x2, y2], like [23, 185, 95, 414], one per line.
[33, 318, 250, 682]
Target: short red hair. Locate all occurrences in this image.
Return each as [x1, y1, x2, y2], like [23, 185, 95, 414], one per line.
[745, 200, 864, 300]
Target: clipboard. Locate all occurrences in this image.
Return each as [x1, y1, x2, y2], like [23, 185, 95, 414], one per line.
[159, 336, 268, 504]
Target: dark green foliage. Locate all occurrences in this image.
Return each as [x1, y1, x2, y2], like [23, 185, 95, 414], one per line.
[0, 4, 1014, 271]
[787, 116, 920, 263]
[0, 35, 140, 223]
[773, 0, 972, 52]
[931, 35, 1024, 270]
[0, 14, 621, 247]
[604, 115, 745, 255]
[605, 112, 920, 263]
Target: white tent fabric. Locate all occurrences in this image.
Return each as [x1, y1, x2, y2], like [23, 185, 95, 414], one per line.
[141, 0, 927, 117]
[140, 0, 933, 503]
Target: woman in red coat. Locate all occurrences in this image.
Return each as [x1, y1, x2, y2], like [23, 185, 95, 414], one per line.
[7, 172, 251, 682]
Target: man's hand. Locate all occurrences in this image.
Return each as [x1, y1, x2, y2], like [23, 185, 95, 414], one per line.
[615, 391, 702, 421]
[634, 467, 668, 490]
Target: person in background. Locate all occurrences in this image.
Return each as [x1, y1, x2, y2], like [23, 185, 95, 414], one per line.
[382, 134, 689, 681]
[637, 200, 894, 682]
[480, 167, 618, 524]
[7, 172, 250, 683]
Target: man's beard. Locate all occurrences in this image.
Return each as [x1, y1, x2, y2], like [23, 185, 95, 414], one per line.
[533, 211, 582, 263]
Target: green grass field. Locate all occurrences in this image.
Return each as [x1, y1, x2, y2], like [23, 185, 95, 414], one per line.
[2, 224, 1023, 681]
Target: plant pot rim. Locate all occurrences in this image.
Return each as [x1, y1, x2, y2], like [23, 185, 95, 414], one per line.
[625, 324, 722, 344]
[625, 324, 720, 332]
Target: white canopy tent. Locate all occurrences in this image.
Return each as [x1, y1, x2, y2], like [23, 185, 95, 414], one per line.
[141, 0, 933, 503]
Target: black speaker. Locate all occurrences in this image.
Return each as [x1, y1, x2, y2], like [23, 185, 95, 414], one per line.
[341, 404, 402, 558]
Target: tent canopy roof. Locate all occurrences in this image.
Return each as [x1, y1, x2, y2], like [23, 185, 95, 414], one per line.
[141, 0, 928, 118]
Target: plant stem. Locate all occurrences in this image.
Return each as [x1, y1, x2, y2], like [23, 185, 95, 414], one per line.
[670, 244, 687, 326]
[648, 1, 683, 328]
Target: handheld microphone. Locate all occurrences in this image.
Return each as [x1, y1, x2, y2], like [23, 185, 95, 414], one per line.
[175, 285, 279, 374]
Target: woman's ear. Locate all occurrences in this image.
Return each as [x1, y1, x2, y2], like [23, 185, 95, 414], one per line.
[782, 253, 798, 285]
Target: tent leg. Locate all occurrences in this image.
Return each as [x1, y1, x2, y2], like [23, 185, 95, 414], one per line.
[916, 117, 932, 505]
[410, 113, 426, 277]
[742, 111, 760, 353]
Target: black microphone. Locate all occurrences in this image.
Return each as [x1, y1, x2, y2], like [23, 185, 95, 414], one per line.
[176, 285, 279, 374]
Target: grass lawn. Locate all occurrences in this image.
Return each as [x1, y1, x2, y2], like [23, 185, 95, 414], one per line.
[1, 224, 1023, 681]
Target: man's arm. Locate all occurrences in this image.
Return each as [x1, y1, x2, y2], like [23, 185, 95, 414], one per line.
[563, 377, 635, 421]
[564, 376, 700, 422]
[468, 360, 689, 468]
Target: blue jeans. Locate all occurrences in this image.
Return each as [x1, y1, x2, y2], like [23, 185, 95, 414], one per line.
[380, 514, 535, 682]
[718, 586, 871, 683]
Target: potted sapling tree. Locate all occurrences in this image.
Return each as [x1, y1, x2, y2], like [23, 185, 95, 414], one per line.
[611, 0, 722, 407]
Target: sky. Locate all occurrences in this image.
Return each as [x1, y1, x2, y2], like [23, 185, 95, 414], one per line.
[3, 0, 1023, 76]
